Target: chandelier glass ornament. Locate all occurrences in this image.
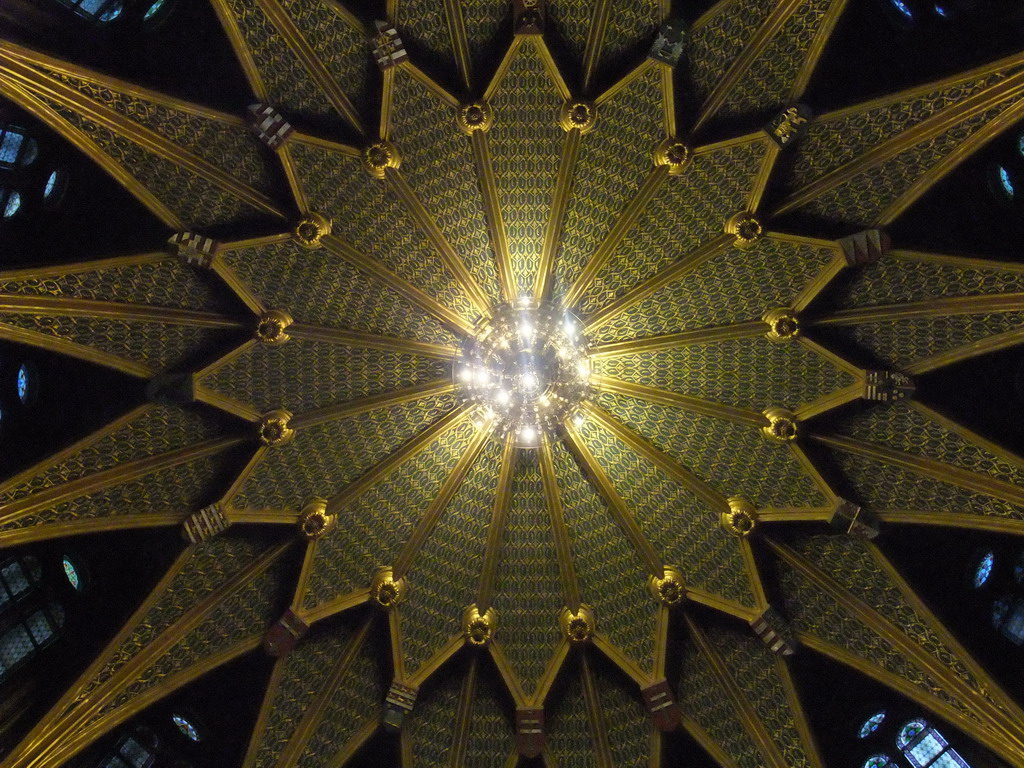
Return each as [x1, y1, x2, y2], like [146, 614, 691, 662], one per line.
[454, 299, 590, 446]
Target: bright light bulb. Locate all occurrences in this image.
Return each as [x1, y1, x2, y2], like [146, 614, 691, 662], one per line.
[474, 368, 490, 386]
[573, 412, 585, 428]
[459, 367, 473, 383]
[577, 361, 589, 377]
[496, 389, 510, 406]
[520, 425, 537, 443]
[519, 322, 534, 340]
[522, 371, 539, 391]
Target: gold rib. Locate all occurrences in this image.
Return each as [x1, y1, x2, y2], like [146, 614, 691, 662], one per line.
[813, 433, 1024, 507]
[393, 423, 494, 577]
[325, 716, 381, 768]
[477, 434, 517, 611]
[593, 376, 766, 428]
[530, 37, 572, 102]
[194, 339, 258, 380]
[534, 638, 571, 705]
[874, 510, 1024, 534]
[322, 234, 475, 336]
[681, 716, 741, 768]
[793, 380, 864, 421]
[581, 652, 615, 768]
[273, 615, 375, 768]
[584, 235, 731, 332]
[408, 633, 464, 687]
[194, 385, 263, 422]
[594, 59, 657, 107]
[791, 253, 846, 312]
[776, 655, 827, 768]
[0, 436, 243, 528]
[303, 587, 371, 625]
[488, 640, 529, 706]
[278, 143, 311, 213]
[906, 326, 1024, 376]
[391, 610, 407, 682]
[0, 251, 164, 281]
[242, 657, 288, 768]
[328, 406, 471, 513]
[592, 633, 648, 688]
[685, 588, 759, 622]
[539, 435, 582, 609]
[563, 421, 663, 576]
[384, 168, 492, 315]
[381, 66, 397, 141]
[484, 37, 525, 102]
[0, 513, 182, 547]
[470, 130, 516, 303]
[0, 294, 245, 328]
[653, 605, 670, 682]
[0, 76, 183, 228]
[756, 507, 835, 523]
[221, 446, 269, 507]
[291, 379, 456, 431]
[211, 259, 268, 315]
[0, 47, 284, 218]
[789, 0, 850, 101]
[775, 67, 1024, 216]
[252, 0, 363, 133]
[0, 320, 151, 377]
[686, 615, 789, 768]
[445, 0, 472, 91]
[693, 0, 806, 134]
[449, 655, 479, 768]
[206, 0, 269, 99]
[789, 442, 838, 503]
[739, 537, 769, 611]
[535, 128, 582, 301]
[288, 324, 458, 359]
[564, 166, 669, 308]
[817, 292, 1024, 325]
[589, 321, 765, 358]
[913, 400, 1024, 472]
[584, 402, 727, 513]
[404, 63, 461, 108]
[583, 0, 612, 91]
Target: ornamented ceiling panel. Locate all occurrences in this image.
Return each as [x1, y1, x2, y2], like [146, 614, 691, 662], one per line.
[2, 0, 1024, 766]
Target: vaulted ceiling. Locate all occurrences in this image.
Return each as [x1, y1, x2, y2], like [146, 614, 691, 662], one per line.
[2, 0, 1024, 766]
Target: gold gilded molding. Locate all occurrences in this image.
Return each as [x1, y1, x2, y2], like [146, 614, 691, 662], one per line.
[292, 212, 332, 248]
[254, 309, 293, 345]
[362, 139, 402, 179]
[297, 497, 336, 540]
[559, 604, 596, 644]
[721, 497, 758, 537]
[456, 100, 494, 134]
[370, 566, 409, 609]
[257, 410, 295, 447]
[763, 308, 801, 342]
[648, 566, 687, 607]
[558, 100, 598, 133]
[761, 408, 798, 443]
[464, 604, 498, 647]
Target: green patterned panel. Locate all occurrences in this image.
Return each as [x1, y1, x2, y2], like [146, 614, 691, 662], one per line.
[836, 403, 1024, 488]
[0, 313, 229, 372]
[251, 621, 358, 768]
[596, 661, 651, 768]
[834, 254, 1024, 309]
[775, 542, 981, 726]
[575, 417, 756, 608]
[0, 258, 229, 313]
[221, 0, 341, 124]
[547, 657, 597, 768]
[688, 0, 776, 109]
[36, 66, 274, 196]
[578, 138, 769, 317]
[789, 68, 1016, 189]
[592, 236, 836, 343]
[800, 96, 1024, 225]
[0, 405, 229, 506]
[552, 440, 656, 674]
[299, 628, 386, 768]
[400, 437, 501, 675]
[235, 392, 458, 510]
[715, 0, 834, 121]
[555, 66, 664, 299]
[1, 448, 233, 533]
[279, 0, 377, 124]
[77, 534, 269, 700]
[834, 312, 1024, 369]
[831, 446, 1024, 520]
[461, 0, 510, 87]
[676, 631, 768, 768]
[221, 239, 459, 347]
[288, 141, 478, 322]
[595, 336, 853, 411]
[547, 0, 594, 68]
[493, 450, 564, 694]
[594, 391, 826, 509]
[600, 0, 660, 67]
[488, 39, 565, 298]
[31, 91, 252, 227]
[390, 70, 500, 305]
[705, 620, 813, 768]
[788, 535, 995, 709]
[203, 340, 449, 414]
[97, 553, 289, 718]
[409, 661, 462, 766]
[395, 0, 457, 76]
[304, 418, 478, 609]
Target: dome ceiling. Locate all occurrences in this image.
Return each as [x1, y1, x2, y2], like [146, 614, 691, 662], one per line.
[2, 0, 1024, 766]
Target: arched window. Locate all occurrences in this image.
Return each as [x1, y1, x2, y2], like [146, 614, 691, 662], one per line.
[101, 726, 159, 768]
[972, 551, 995, 588]
[0, 602, 65, 680]
[991, 594, 1024, 643]
[54, 0, 125, 23]
[0, 555, 42, 608]
[16, 361, 37, 405]
[2, 188, 21, 219]
[62, 556, 84, 592]
[860, 711, 888, 738]
[0, 127, 36, 169]
[888, 0, 916, 22]
[171, 713, 202, 742]
[897, 719, 971, 768]
[864, 755, 899, 768]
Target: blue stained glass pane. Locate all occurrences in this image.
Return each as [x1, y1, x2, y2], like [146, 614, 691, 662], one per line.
[0, 131, 24, 166]
[144, 0, 166, 20]
[78, 0, 105, 13]
[43, 172, 58, 200]
[860, 711, 887, 738]
[931, 749, 971, 768]
[890, 0, 914, 19]
[974, 551, 995, 588]
[63, 557, 81, 591]
[172, 714, 201, 742]
[999, 166, 1016, 198]
[865, 755, 895, 768]
[119, 736, 153, 768]
[1001, 600, 1024, 644]
[898, 720, 927, 749]
[933, 3, 948, 16]
[906, 730, 948, 768]
[98, 1, 123, 20]
[17, 364, 28, 402]
[3, 191, 21, 218]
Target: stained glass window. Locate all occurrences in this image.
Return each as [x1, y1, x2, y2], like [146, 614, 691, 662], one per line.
[3, 191, 21, 218]
[17, 363, 31, 403]
[172, 714, 201, 742]
[0, 129, 24, 166]
[973, 551, 995, 588]
[144, 0, 167, 21]
[98, 2, 123, 22]
[898, 720, 927, 749]
[933, 3, 948, 16]
[864, 755, 897, 768]
[57, 0, 125, 22]
[63, 557, 82, 591]
[889, 0, 914, 19]
[859, 711, 887, 738]
[1000, 599, 1024, 644]
[43, 171, 59, 200]
[897, 719, 973, 768]
[999, 166, 1016, 198]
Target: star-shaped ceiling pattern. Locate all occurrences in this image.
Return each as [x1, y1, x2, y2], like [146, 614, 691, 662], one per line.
[3, 0, 1024, 766]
